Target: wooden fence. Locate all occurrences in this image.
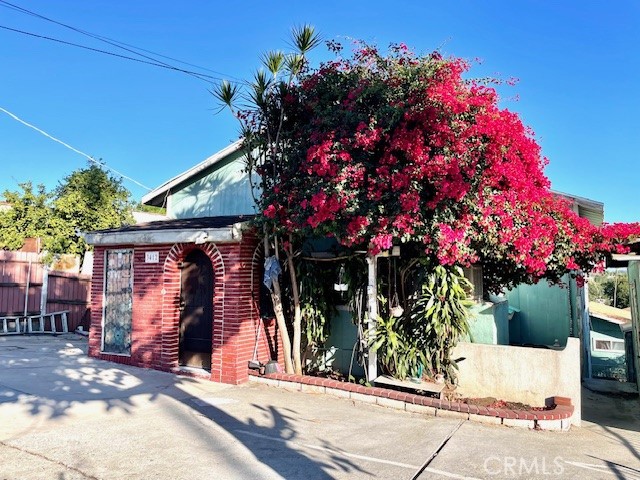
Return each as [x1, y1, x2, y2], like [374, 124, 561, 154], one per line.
[0, 251, 91, 332]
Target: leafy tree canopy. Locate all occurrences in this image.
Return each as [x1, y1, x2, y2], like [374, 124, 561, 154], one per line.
[0, 163, 133, 259]
[589, 271, 630, 309]
[133, 202, 166, 215]
[48, 164, 134, 256]
[0, 182, 51, 250]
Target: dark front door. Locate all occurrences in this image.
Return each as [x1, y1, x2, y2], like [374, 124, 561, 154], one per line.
[179, 249, 213, 370]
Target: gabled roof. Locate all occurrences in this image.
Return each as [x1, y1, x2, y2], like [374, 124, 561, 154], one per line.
[142, 139, 243, 207]
[553, 190, 604, 226]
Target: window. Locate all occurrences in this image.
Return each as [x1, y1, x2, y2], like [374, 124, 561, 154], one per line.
[592, 338, 625, 353]
[102, 249, 134, 354]
[462, 265, 484, 303]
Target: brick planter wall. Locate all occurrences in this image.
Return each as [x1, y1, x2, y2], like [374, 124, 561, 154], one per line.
[88, 233, 279, 384]
[248, 371, 575, 431]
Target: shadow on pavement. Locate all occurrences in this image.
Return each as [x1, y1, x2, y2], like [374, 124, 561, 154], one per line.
[581, 386, 640, 474]
[189, 402, 370, 479]
[0, 334, 368, 479]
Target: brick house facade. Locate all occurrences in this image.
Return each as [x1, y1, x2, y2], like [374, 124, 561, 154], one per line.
[85, 217, 279, 384]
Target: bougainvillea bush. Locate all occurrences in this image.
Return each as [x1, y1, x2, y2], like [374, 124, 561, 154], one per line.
[217, 29, 640, 376]
[245, 40, 639, 293]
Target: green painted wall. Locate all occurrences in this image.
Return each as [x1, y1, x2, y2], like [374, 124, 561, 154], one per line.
[467, 303, 495, 344]
[466, 300, 510, 345]
[168, 149, 258, 218]
[590, 316, 626, 380]
[627, 261, 640, 386]
[506, 275, 573, 347]
[311, 307, 365, 378]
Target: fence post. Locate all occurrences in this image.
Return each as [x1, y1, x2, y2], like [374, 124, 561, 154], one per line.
[23, 259, 32, 317]
[40, 267, 49, 316]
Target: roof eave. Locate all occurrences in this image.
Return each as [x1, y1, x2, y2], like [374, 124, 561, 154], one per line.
[84, 224, 244, 246]
[141, 139, 244, 206]
[552, 190, 604, 210]
[611, 253, 640, 263]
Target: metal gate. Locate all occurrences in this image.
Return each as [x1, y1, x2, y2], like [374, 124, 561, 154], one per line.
[102, 249, 133, 354]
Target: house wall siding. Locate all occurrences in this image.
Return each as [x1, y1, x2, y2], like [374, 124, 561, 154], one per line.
[507, 275, 573, 347]
[168, 151, 259, 219]
[589, 316, 627, 380]
[88, 233, 279, 384]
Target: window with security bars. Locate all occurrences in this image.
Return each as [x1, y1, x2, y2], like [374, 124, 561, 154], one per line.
[102, 249, 134, 354]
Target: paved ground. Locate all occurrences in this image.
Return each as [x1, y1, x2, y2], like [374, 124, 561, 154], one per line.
[1, 334, 639, 479]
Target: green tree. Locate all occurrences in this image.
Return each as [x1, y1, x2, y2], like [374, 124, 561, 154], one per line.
[47, 164, 134, 258]
[133, 202, 166, 215]
[0, 182, 52, 250]
[589, 271, 630, 309]
[602, 273, 630, 309]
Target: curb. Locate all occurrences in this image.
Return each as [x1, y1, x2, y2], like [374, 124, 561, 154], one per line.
[248, 371, 574, 431]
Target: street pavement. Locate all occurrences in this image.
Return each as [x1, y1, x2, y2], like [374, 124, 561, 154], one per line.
[0, 334, 639, 479]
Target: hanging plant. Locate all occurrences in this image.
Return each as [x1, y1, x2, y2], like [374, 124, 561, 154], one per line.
[297, 259, 336, 355]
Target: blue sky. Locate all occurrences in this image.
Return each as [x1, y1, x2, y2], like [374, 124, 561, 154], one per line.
[1, 1, 638, 221]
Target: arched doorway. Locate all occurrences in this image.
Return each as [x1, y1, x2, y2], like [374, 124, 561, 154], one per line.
[179, 249, 214, 370]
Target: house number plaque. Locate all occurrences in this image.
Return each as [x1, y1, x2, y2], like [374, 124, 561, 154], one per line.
[145, 251, 159, 263]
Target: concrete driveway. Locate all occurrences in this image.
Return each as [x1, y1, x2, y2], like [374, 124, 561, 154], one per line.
[1, 334, 639, 479]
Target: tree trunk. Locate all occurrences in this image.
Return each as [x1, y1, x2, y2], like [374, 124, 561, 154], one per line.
[287, 244, 303, 375]
[271, 279, 294, 374]
[264, 230, 294, 374]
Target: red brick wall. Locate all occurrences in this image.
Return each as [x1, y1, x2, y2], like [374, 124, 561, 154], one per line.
[88, 232, 278, 384]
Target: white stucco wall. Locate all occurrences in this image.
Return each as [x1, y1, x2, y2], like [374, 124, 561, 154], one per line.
[453, 337, 582, 425]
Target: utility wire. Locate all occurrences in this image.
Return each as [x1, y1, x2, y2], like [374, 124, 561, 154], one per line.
[0, 24, 242, 85]
[0, 0, 243, 82]
[0, 106, 152, 191]
[0, 0, 244, 84]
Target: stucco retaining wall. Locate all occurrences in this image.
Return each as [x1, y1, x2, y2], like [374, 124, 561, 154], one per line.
[453, 337, 581, 425]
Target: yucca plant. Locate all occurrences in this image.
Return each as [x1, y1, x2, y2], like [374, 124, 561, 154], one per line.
[408, 265, 473, 383]
[213, 25, 321, 375]
[371, 264, 472, 383]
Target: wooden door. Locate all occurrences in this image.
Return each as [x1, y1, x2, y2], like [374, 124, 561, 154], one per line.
[179, 249, 213, 370]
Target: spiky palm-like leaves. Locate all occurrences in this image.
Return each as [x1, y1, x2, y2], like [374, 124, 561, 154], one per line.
[291, 24, 322, 54]
[371, 265, 472, 383]
[212, 25, 321, 376]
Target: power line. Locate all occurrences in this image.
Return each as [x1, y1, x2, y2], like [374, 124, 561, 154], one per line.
[0, 0, 244, 84]
[0, 24, 243, 85]
[0, 106, 152, 191]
